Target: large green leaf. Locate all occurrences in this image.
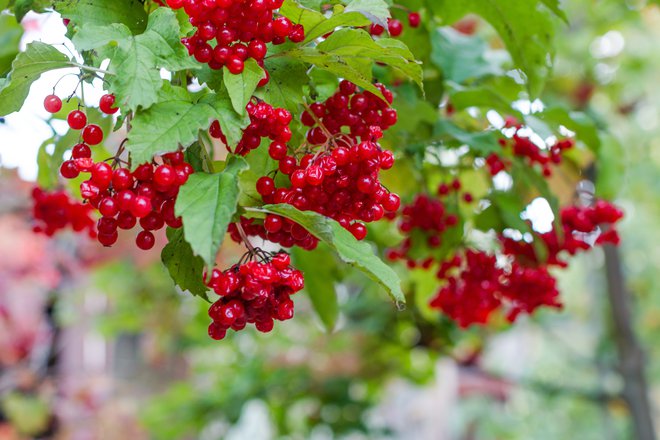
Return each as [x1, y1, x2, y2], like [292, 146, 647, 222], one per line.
[292, 245, 340, 332]
[0, 42, 72, 116]
[175, 156, 249, 267]
[52, 0, 148, 34]
[283, 28, 423, 96]
[434, 120, 500, 156]
[162, 228, 210, 300]
[256, 204, 405, 305]
[223, 59, 264, 114]
[126, 86, 246, 167]
[257, 53, 308, 112]
[428, 0, 557, 97]
[72, 8, 197, 111]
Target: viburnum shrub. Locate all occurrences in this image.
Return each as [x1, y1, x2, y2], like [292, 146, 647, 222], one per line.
[4, 0, 624, 340]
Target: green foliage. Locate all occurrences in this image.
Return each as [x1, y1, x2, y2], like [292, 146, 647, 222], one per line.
[176, 156, 249, 267]
[72, 7, 196, 111]
[223, 59, 265, 114]
[0, 42, 72, 116]
[0, 15, 23, 77]
[52, 0, 148, 34]
[257, 204, 405, 305]
[162, 228, 210, 300]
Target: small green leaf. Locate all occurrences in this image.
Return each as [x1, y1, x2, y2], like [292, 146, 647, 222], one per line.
[223, 59, 265, 114]
[258, 204, 405, 305]
[257, 54, 308, 112]
[344, 0, 391, 27]
[0, 16, 23, 77]
[434, 120, 500, 155]
[52, 0, 148, 34]
[292, 245, 340, 332]
[176, 156, 249, 267]
[204, 86, 251, 148]
[11, 0, 49, 22]
[430, 27, 504, 84]
[162, 228, 210, 300]
[0, 42, 72, 116]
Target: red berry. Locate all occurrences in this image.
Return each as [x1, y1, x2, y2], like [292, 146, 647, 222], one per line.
[44, 95, 62, 113]
[67, 110, 87, 130]
[136, 230, 155, 250]
[99, 94, 119, 114]
[408, 12, 421, 28]
[82, 124, 104, 145]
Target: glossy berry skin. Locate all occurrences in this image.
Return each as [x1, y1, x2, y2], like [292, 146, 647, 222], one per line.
[71, 143, 91, 159]
[136, 230, 156, 250]
[99, 94, 119, 114]
[44, 95, 62, 113]
[388, 19, 403, 37]
[82, 124, 104, 145]
[60, 160, 79, 179]
[67, 110, 87, 130]
[408, 12, 421, 28]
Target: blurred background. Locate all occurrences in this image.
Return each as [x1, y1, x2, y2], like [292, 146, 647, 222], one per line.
[1, 0, 660, 439]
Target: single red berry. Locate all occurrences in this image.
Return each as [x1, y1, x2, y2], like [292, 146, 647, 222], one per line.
[60, 160, 79, 179]
[388, 19, 403, 37]
[44, 95, 62, 113]
[67, 110, 87, 130]
[136, 230, 156, 250]
[154, 164, 176, 187]
[408, 12, 421, 28]
[226, 56, 245, 74]
[131, 195, 152, 218]
[82, 124, 104, 145]
[99, 94, 119, 114]
[350, 222, 367, 240]
[256, 176, 275, 196]
[71, 143, 91, 159]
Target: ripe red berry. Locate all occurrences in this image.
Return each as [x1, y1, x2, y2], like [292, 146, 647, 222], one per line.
[226, 56, 245, 74]
[350, 222, 367, 240]
[60, 160, 79, 179]
[99, 94, 119, 114]
[256, 176, 275, 196]
[136, 230, 156, 250]
[388, 19, 403, 36]
[67, 110, 87, 130]
[154, 164, 176, 187]
[82, 124, 104, 145]
[71, 143, 91, 159]
[408, 12, 421, 28]
[44, 95, 62, 113]
[131, 195, 152, 218]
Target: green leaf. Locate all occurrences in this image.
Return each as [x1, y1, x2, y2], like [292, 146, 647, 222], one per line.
[257, 53, 308, 112]
[162, 228, 210, 300]
[11, 0, 49, 22]
[126, 86, 239, 167]
[223, 59, 265, 114]
[206, 86, 251, 148]
[284, 28, 423, 96]
[0, 16, 23, 77]
[281, 0, 371, 44]
[52, 0, 148, 34]
[430, 27, 504, 83]
[292, 245, 340, 332]
[434, 120, 500, 155]
[344, 0, 391, 27]
[175, 156, 249, 267]
[72, 8, 197, 111]
[429, 0, 557, 97]
[540, 0, 568, 23]
[0, 42, 72, 116]
[257, 204, 405, 305]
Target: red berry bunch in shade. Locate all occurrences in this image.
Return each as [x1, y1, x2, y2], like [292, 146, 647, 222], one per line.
[429, 250, 562, 328]
[500, 200, 624, 268]
[486, 120, 575, 177]
[228, 215, 320, 250]
[31, 187, 96, 238]
[167, 0, 304, 76]
[60, 150, 193, 250]
[301, 81, 397, 145]
[385, 180, 466, 268]
[209, 99, 292, 156]
[206, 251, 304, 340]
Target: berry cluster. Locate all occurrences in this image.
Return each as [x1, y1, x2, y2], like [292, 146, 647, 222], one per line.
[429, 251, 561, 328]
[500, 200, 624, 268]
[369, 12, 421, 37]
[386, 181, 469, 268]
[206, 252, 304, 340]
[486, 119, 575, 177]
[168, 0, 304, 76]
[62, 150, 192, 250]
[209, 100, 292, 156]
[232, 82, 401, 248]
[301, 81, 398, 145]
[31, 187, 96, 238]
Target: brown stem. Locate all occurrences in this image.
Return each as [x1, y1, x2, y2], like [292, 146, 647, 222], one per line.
[603, 244, 657, 440]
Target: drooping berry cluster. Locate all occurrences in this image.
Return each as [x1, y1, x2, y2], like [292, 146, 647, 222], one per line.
[301, 81, 398, 145]
[486, 118, 575, 177]
[386, 183, 465, 268]
[429, 250, 561, 328]
[31, 187, 96, 238]
[500, 199, 624, 268]
[369, 12, 421, 37]
[232, 82, 401, 248]
[206, 252, 304, 340]
[61, 150, 192, 250]
[168, 0, 304, 76]
[209, 100, 292, 156]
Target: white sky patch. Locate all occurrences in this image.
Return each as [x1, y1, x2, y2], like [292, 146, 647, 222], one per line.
[590, 31, 625, 59]
[522, 197, 555, 233]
